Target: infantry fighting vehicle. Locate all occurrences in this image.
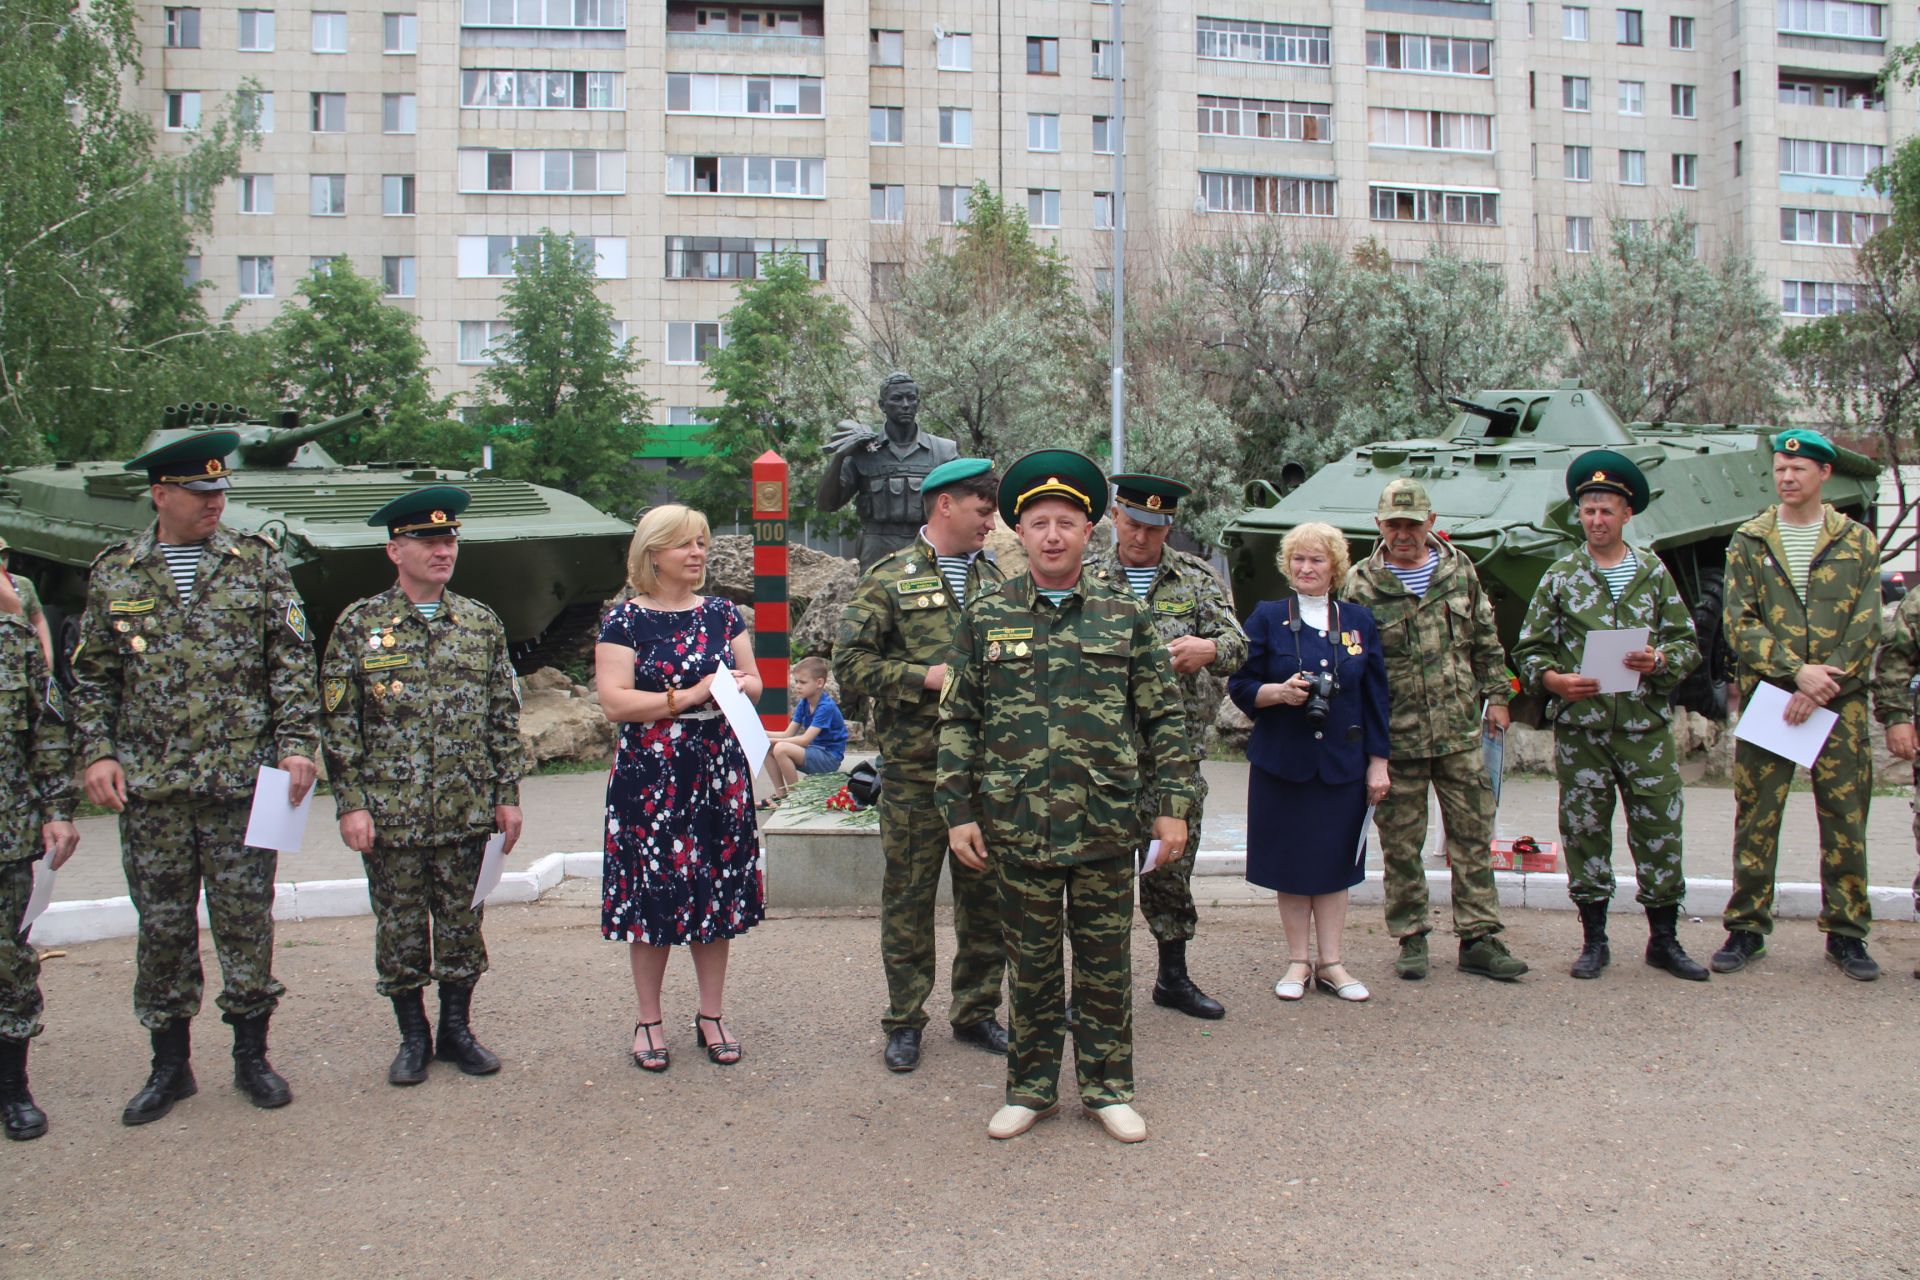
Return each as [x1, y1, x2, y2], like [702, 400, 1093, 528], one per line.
[0, 403, 635, 673]
[1220, 382, 1884, 717]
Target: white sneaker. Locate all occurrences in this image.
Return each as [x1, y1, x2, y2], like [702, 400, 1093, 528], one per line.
[1086, 1102, 1147, 1143]
[987, 1102, 1058, 1140]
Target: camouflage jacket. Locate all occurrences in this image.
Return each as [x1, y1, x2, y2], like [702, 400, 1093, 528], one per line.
[1085, 544, 1247, 761]
[1512, 545, 1701, 732]
[834, 532, 1004, 784]
[0, 611, 72, 864]
[70, 524, 320, 803]
[321, 584, 524, 844]
[1872, 587, 1920, 726]
[936, 572, 1197, 867]
[1724, 504, 1880, 701]
[1344, 537, 1510, 758]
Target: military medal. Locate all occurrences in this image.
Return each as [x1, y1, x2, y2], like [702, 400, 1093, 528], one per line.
[1014, 642, 1029, 657]
[916, 595, 930, 608]
[369, 634, 382, 650]
[382, 633, 396, 648]
[130, 635, 147, 652]
[115, 620, 130, 634]
[390, 680, 405, 695]
[988, 641, 1002, 661]
[932, 593, 946, 606]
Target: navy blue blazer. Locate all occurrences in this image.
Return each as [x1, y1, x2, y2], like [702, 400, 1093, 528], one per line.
[1228, 597, 1391, 785]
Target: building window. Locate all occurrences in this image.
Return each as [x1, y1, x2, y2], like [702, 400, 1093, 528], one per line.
[1672, 153, 1698, 187]
[1619, 80, 1644, 114]
[939, 107, 972, 147]
[311, 92, 346, 132]
[1365, 32, 1492, 75]
[664, 236, 823, 281]
[1617, 8, 1643, 42]
[1733, 70, 1743, 104]
[472, 70, 625, 109]
[1092, 39, 1115, 77]
[183, 256, 202, 287]
[456, 235, 624, 278]
[664, 154, 823, 197]
[384, 12, 417, 51]
[238, 256, 275, 298]
[1778, 77, 1883, 109]
[1026, 189, 1061, 228]
[1093, 115, 1114, 153]
[1027, 113, 1060, 152]
[1779, 138, 1882, 177]
[1672, 84, 1697, 117]
[460, 0, 624, 29]
[1201, 172, 1339, 216]
[937, 32, 972, 70]
[311, 10, 346, 51]
[1566, 216, 1594, 252]
[1200, 95, 1332, 142]
[164, 91, 202, 131]
[1670, 14, 1695, 46]
[165, 7, 201, 46]
[1368, 185, 1499, 224]
[1563, 76, 1590, 110]
[1781, 280, 1859, 315]
[870, 262, 902, 300]
[309, 173, 346, 215]
[1618, 149, 1646, 184]
[1369, 107, 1492, 151]
[869, 106, 903, 144]
[238, 174, 274, 214]
[1776, 0, 1884, 38]
[1195, 17, 1331, 66]
[665, 73, 814, 116]
[236, 90, 273, 132]
[870, 28, 903, 65]
[1026, 36, 1059, 74]
[382, 93, 417, 133]
[382, 256, 417, 297]
[1565, 145, 1592, 180]
[382, 173, 416, 215]
[238, 8, 275, 48]
[939, 184, 974, 224]
[1093, 191, 1113, 229]
[666, 322, 726, 364]
[1563, 5, 1589, 39]
[870, 183, 904, 223]
[457, 320, 513, 364]
[1734, 140, 1744, 175]
[1781, 207, 1889, 244]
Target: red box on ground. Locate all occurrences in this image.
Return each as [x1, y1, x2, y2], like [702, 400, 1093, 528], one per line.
[1487, 837, 1561, 873]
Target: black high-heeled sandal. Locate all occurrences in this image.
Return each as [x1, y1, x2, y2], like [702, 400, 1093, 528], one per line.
[632, 1020, 669, 1072]
[695, 1013, 741, 1066]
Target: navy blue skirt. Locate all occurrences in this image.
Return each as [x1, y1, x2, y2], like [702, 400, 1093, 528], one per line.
[1244, 765, 1369, 895]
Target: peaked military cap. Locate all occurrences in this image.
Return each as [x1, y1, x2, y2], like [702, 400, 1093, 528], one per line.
[1109, 473, 1191, 527]
[1566, 448, 1650, 514]
[922, 457, 995, 495]
[370, 485, 470, 538]
[1772, 427, 1837, 464]
[999, 449, 1108, 526]
[125, 431, 239, 491]
[1375, 477, 1433, 522]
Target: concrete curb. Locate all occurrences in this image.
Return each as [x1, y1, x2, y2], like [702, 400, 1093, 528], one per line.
[27, 849, 1918, 946]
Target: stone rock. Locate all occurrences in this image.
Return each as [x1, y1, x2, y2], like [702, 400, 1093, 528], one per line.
[519, 687, 615, 766]
[790, 559, 860, 660]
[1213, 695, 1251, 754]
[522, 666, 573, 693]
[706, 535, 855, 618]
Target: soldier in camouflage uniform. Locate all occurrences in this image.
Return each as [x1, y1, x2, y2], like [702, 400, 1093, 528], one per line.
[817, 372, 961, 568]
[1512, 451, 1709, 982]
[70, 431, 321, 1123]
[939, 450, 1196, 1145]
[0, 571, 79, 1141]
[322, 487, 525, 1085]
[1713, 428, 1884, 981]
[834, 458, 1007, 1073]
[1345, 479, 1529, 982]
[1872, 562, 1920, 979]
[1086, 473, 1246, 1020]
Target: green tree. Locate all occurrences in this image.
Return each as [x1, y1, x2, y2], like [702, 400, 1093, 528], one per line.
[471, 232, 654, 517]
[0, 0, 257, 463]
[687, 252, 862, 517]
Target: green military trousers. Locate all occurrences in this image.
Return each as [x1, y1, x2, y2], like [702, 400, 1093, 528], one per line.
[362, 837, 490, 998]
[1137, 773, 1207, 943]
[878, 776, 1003, 1033]
[1555, 725, 1687, 908]
[998, 853, 1134, 1111]
[121, 797, 285, 1029]
[1376, 747, 1503, 941]
[0, 859, 43, 1041]
[1726, 691, 1873, 940]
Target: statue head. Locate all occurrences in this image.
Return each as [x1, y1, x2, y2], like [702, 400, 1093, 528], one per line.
[877, 371, 920, 433]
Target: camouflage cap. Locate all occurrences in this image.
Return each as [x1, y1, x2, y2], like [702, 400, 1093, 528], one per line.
[1375, 478, 1433, 521]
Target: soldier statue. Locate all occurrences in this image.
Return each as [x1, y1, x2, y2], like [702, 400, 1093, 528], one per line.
[818, 372, 960, 569]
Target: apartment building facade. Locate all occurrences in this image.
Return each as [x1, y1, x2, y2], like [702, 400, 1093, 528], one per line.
[140, 0, 1910, 434]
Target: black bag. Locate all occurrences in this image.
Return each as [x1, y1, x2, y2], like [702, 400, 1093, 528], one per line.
[845, 759, 881, 808]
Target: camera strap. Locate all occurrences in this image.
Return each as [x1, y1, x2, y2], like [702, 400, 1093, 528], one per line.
[1287, 596, 1340, 669]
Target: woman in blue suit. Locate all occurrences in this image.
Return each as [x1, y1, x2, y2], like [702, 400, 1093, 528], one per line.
[1229, 522, 1391, 1003]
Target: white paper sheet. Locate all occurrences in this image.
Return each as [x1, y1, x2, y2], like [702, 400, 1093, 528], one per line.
[1356, 804, 1377, 867]
[710, 664, 772, 780]
[470, 833, 509, 910]
[1140, 839, 1168, 874]
[21, 856, 54, 931]
[1732, 681, 1838, 770]
[242, 766, 315, 853]
[1578, 626, 1652, 695]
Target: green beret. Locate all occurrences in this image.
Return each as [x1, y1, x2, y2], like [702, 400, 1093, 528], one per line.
[1566, 449, 1650, 514]
[999, 449, 1109, 526]
[1772, 427, 1837, 464]
[368, 485, 471, 538]
[922, 458, 994, 495]
[125, 431, 240, 491]
[1109, 472, 1191, 527]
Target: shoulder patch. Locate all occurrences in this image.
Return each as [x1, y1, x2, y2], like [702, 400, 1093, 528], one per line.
[41, 678, 65, 723]
[285, 599, 312, 643]
[323, 677, 347, 712]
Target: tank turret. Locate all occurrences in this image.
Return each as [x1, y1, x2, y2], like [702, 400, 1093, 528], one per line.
[233, 407, 377, 468]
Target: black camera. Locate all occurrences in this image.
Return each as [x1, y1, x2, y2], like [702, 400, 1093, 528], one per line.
[1302, 671, 1338, 727]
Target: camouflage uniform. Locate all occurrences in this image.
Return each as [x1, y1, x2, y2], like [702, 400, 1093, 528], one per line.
[1085, 545, 1247, 941]
[1872, 587, 1920, 910]
[1345, 537, 1511, 941]
[1512, 548, 1701, 906]
[0, 613, 73, 1042]
[835, 533, 1007, 1035]
[937, 574, 1196, 1109]
[321, 585, 524, 996]
[70, 524, 320, 1027]
[1724, 505, 1881, 939]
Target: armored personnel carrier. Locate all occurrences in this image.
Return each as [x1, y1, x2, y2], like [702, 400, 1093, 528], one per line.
[0, 403, 635, 672]
[1219, 382, 1884, 717]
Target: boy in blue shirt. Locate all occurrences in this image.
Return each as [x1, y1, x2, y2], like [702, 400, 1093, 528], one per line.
[766, 656, 847, 805]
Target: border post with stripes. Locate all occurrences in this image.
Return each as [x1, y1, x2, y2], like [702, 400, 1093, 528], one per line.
[751, 450, 790, 730]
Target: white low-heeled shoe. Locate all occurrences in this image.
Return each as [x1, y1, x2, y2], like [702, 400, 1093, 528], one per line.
[1086, 1102, 1147, 1143]
[987, 1102, 1058, 1140]
[1273, 962, 1312, 1001]
[1316, 964, 1371, 1002]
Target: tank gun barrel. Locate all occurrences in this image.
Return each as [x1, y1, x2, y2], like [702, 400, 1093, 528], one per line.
[236, 407, 378, 467]
[1446, 396, 1521, 435]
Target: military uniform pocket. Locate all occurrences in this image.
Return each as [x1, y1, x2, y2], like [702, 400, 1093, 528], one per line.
[1083, 764, 1140, 842]
[975, 766, 1029, 842]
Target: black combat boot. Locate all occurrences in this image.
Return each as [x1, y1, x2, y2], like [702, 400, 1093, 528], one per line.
[434, 982, 501, 1075]
[1570, 901, 1611, 979]
[0, 1037, 47, 1141]
[122, 1021, 197, 1126]
[388, 989, 433, 1086]
[228, 1012, 293, 1108]
[1644, 905, 1710, 981]
[1151, 939, 1226, 1019]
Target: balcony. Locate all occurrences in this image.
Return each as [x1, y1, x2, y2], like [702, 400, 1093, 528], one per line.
[665, 31, 821, 54]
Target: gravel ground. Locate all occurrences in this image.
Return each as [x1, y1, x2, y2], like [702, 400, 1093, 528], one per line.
[5, 888, 1918, 1280]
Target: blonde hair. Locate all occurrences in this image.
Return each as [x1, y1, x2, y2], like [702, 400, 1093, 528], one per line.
[626, 504, 712, 595]
[1278, 522, 1352, 593]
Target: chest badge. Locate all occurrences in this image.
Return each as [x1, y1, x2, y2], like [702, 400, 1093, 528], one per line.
[987, 641, 1002, 661]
